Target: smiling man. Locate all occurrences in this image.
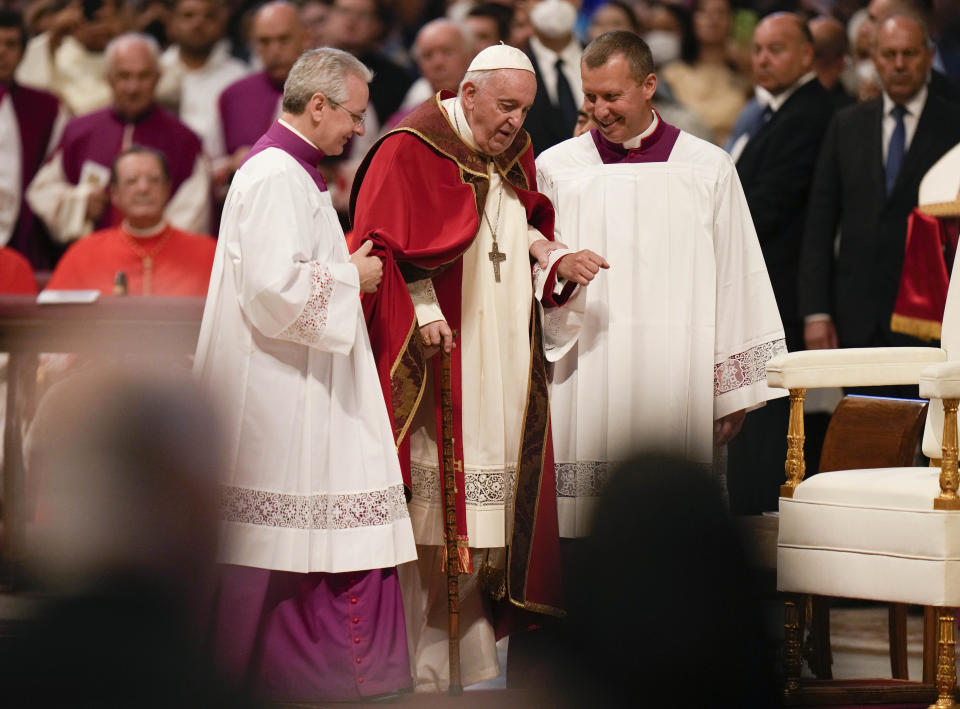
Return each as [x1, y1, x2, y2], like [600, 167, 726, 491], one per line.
[195, 47, 417, 702]
[351, 43, 606, 692]
[536, 30, 786, 537]
[26, 33, 210, 246]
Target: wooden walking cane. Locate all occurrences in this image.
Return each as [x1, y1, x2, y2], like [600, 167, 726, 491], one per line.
[439, 344, 464, 696]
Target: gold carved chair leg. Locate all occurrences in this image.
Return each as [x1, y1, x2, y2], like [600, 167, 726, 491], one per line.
[931, 606, 957, 708]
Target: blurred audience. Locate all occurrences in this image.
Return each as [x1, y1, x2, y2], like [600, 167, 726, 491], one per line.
[465, 2, 512, 51]
[2, 364, 255, 708]
[390, 18, 473, 125]
[156, 0, 249, 160]
[587, 0, 640, 42]
[16, 0, 124, 115]
[799, 14, 960, 382]
[27, 33, 209, 247]
[808, 14, 856, 108]
[524, 0, 584, 154]
[660, 0, 749, 144]
[301, 0, 331, 48]
[45, 146, 216, 297]
[327, 0, 412, 152]
[0, 9, 65, 272]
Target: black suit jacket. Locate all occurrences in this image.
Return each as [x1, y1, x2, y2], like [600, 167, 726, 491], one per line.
[735, 78, 835, 349]
[798, 92, 960, 347]
[524, 47, 578, 156]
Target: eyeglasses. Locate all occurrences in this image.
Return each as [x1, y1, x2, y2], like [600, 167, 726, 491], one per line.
[329, 99, 366, 127]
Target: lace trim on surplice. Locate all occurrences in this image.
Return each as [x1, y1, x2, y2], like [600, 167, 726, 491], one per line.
[713, 338, 787, 397]
[410, 462, 517, 508]
[277, 262, 335, 345]
[220, 483, 409, 530]
[555, 461, 609, 499]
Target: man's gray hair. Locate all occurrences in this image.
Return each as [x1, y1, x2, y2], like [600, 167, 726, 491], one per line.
[282, 48, 374, 114]
[459, 70, 491, 95]
[105, 33, 161, 72]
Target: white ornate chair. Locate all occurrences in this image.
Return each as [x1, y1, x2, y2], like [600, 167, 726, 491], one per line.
[767, 142, 960, 706]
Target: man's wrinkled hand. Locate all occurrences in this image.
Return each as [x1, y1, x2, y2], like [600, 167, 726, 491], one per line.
[349, 240, 383, 293]
[556, 249, 610, 285]
[715, 409, 746, 446]
[420, 319, 455, 358]
[529, 238, 566, 269]
[804, 319, 838, 350]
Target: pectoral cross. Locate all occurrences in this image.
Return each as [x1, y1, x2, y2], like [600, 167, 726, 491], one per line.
[488, 242, 506, 282]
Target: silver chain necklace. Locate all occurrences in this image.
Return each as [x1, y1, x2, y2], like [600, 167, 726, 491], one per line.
[454, 106, 506, 282]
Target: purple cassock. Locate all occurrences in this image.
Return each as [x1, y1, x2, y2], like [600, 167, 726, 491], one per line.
[57, 105, 203, 231]
[2, 82, 60, 270]
[218, 71, 283, 156]
[590, 112, 681, 164]
[210, 121, 411, 703]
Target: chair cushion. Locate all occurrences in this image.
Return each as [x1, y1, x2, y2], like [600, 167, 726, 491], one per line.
[778, 467, 960, 606]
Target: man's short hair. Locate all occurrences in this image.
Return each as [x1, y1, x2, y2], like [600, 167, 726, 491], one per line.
[0, 9, 26, 50]
[282, 47, 374, 114]
[110, 145, 171, 186]
[466, 2, 513, 44]
[104, 33, 161, 72]
[582, 30, 654, 84]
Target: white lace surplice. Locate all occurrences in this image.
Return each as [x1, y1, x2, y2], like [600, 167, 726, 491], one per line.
[194, 147, 416, 573]
[536, 130, 787, 537]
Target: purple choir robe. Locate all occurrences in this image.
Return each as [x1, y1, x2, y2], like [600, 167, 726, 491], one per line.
[207, 121, 412, 702]
[218, 71, 282, 156]
[57, 105, 204, 232]
[2, 82, 60, 270]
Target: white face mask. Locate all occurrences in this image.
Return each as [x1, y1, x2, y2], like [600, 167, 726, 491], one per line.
[644, 30, 681, 66]
[530, 0, 578, 40]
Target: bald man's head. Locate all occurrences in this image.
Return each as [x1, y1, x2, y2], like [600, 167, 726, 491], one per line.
[414, 19, 473, 93]
[252, 1, 307, 85]
[752, 12, 814, 96]
[809, 15, 848, 89]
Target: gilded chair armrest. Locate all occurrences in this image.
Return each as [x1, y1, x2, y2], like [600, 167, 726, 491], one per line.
[766, 347, 946, 389]
[920, 361, 960, 400]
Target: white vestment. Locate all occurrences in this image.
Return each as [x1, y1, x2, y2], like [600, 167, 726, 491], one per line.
[156, 41, 250, 159]
[193, 140, 416, 574]
[398, 97, 571, 692]
[536, 129, 787, 538]
[16, 34, 110, 116]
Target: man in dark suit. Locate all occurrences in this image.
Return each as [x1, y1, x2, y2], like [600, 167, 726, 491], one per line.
[799, 14, 960, 357]
[727, 12, 835, 514]
[524, 0, 583, 154]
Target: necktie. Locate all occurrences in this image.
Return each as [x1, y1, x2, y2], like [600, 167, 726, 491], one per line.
[886, 104, 907, 195]
[554, 58, 578, 135]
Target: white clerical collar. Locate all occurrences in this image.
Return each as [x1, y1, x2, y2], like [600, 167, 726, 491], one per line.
[621, 110, 659, 149]
[122, 219, 168, 237]
[882, 84, 927, 119]
[441, 96, 482, 154]
[278, 117, 321, 150]
[755, 71, 817, 113]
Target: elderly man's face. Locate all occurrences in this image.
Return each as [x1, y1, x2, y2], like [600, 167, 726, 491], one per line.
[752, 16, 813, 95]
[461, 68, 537, 157]
[581, 53, 656, 144]
[873, 16, 933, 105]
[112, 152, 170, 228]
[109, 41, 160, 119]
[416, 24, 472, 94]
[0, 27, 24, 83]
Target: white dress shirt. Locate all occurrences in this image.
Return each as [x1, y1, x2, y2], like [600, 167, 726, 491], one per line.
[881, 84, 927, 165]
[528, 35, 583, 109]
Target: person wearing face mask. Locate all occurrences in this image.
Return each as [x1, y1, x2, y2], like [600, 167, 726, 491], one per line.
[194, 47, 418, 702]
[350, 43, 607, 693]
[537, 31, 786, 535]
[523, 0, 585, 155]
